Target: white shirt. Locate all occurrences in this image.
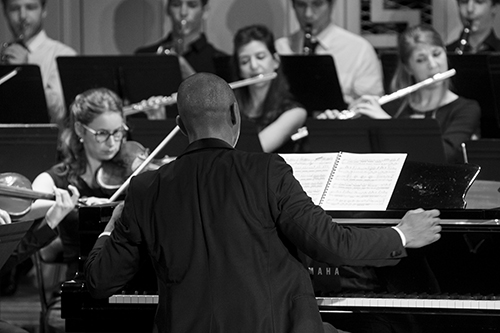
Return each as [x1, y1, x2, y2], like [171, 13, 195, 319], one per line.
[275, 23, 384, 105]
[26, 30, 76, 124]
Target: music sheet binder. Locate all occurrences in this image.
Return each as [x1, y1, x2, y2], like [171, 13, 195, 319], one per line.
[0, 220, 34, 270]
[0, 65, 49, 123]
[57, 55, 183, 117]
[280, 55, 347, 116]
[280, 152, 407, 210]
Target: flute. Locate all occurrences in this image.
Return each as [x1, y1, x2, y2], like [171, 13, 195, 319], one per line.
[336, 69, 457, 120]
[123, 72, 278, 116]
[292, 69, 457, 140]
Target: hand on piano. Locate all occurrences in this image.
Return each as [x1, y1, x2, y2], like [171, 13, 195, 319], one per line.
[397, 208, 441, 248]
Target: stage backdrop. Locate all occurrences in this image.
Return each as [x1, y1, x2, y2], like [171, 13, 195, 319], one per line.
[1, 0, 499, 55]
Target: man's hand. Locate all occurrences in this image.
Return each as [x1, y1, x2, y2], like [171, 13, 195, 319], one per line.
[104, 201, 124, 234]
[1, 43, 29, 64]
[397, 208, 441, 248]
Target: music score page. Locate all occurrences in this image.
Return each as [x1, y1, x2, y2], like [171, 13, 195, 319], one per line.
[280, 152, 407, 210]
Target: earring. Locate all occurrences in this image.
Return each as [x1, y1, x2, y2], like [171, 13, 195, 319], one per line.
[79, 137, 84, 143]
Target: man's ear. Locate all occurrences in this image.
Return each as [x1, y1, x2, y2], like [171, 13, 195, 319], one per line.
[176, 115, 188, 136]
[229, 102, 238, 125]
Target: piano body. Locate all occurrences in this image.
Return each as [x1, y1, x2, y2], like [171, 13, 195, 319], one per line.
[60, 162, 500, 332]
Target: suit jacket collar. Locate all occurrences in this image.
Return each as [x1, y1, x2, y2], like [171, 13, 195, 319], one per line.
[180, 138, 234, 157]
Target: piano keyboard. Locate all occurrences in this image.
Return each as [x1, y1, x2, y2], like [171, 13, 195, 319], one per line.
[109, 294, 159, 304]
[317, 296, 500, 311]
[109, 294, 500, 311]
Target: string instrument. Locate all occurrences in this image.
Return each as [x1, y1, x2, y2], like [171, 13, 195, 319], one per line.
[0, 172, 55, 219]
[455, 20, 472, 55]
[123, 73, 278, 117]
[96, 141, 174, 192]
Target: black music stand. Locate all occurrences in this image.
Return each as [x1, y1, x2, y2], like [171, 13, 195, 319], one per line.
[0, 220, 35, 270]
[57, 55, 183, 118]
[280, 55, 347, 116]
[447, 54, 500, 138]
[127, 119, 262, 157]
[303, 119, 447, 164]
[0, 124, 59, 181]
[0, 65, 49, 123]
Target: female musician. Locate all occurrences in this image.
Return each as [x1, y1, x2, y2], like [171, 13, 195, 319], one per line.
[333, 24, 481, 163]
[233, 24, 307, 153]
[30, 87, 127, 278]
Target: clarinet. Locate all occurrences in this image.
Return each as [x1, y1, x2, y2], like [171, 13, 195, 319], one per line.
[455, 20, 472, 55]
[303, 23, 316, 55]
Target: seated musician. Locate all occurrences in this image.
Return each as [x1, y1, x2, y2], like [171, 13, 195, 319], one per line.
[0, 183, 77, 333]
[319, 24, 481, 164]
[84, 72, 442, 333]
[232, 24, 307, 153]
[29, 88, 127, 280]
[447, 0, 500, 54]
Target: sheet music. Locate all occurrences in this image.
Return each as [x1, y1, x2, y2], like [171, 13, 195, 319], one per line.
[322, 152, 406, 210]
[280, 153, 338, 205]
[280, 152, 406, 210]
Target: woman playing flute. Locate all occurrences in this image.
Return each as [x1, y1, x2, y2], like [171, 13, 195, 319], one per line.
[232, 24, 307, 153]
[321, 24, 481, 164]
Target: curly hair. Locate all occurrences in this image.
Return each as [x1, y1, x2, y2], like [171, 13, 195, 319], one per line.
[56, 88, 124, 187]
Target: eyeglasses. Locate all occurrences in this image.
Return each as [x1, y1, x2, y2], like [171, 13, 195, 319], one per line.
[81, 123, 129, 143]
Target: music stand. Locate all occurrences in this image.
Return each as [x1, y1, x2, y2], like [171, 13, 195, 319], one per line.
[0, 124, 59, 181]
[0, 220, 34, 270]
[447, 54, 500, 139]
[0, 65, 49, 123]
[280, 55, 347, 116]
[127, 119, 262, 157]
[57, 55, 183, 118]
[303, 119, 446, 164]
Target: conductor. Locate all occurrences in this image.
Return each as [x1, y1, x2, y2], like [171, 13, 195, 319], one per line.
[85, 73, 441, 333]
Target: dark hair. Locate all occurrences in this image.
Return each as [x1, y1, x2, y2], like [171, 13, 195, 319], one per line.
[57, 88, 124, 187]
[232, 24, 294, 129]
[390, 24, 448, 92]
[2, 0, 46, 8]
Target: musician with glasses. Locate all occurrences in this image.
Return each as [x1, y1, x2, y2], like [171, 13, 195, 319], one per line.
[275, 0, 384, 105]
[1, 0, 76, 126]
[447, 0, 500, 54]
[28, 88, 128, 285]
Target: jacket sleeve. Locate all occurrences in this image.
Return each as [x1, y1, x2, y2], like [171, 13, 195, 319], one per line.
[1, 218, 58, 277]
[85, 177, 144, 299]
[268, 155, 406, 267]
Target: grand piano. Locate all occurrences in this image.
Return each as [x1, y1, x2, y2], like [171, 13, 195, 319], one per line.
[60, 161, 500, 333]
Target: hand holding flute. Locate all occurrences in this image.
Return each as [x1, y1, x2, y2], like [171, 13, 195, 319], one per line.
[317, 69, 456, 120]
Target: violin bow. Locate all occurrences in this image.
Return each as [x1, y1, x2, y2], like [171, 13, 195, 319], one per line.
[110, 72, 279, 201]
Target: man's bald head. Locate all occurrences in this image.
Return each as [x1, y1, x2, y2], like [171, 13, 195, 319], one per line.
[176, 73, 240, 145]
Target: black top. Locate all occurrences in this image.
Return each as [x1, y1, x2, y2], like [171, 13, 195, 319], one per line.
[447, 30, 500, 53]
[135, 33, 228, 74]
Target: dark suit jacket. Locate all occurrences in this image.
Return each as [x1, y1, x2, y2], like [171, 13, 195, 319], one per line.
[85, 138, 406, 333]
